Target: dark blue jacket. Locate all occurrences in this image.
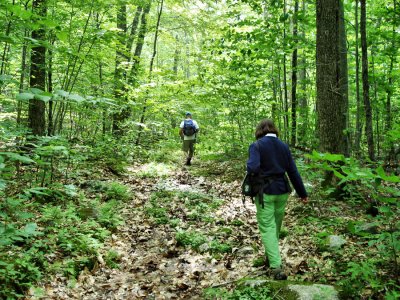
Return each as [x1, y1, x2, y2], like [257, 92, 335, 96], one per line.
[246, 135, 307, 198]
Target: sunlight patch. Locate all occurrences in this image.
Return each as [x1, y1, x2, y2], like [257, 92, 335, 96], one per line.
[130, 162, 173, 178]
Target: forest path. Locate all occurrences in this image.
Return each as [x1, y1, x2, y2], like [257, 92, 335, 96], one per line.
[42, 161, 336, 299]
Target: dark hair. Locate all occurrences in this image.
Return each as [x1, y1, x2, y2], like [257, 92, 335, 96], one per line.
[255, 119, 279, 139]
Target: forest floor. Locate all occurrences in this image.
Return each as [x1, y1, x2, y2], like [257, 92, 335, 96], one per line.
[37, 158, 388, 299]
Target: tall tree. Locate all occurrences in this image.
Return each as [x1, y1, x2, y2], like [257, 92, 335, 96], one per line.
[282, 0, 289, 141]
[338, 0, 350, 156]
[316, 0, 346, 154]
[385, 0, 397, 161]
[112, 0, 128, 135]
[135, 0, 163, 145]
[29, 0, 47, 136]
[297, 0, 308, 146]
[290, 0, 299, 147]
[129, 2, 151, 84]
[360, 0, 375, 161]
[354, 0, 362, 157]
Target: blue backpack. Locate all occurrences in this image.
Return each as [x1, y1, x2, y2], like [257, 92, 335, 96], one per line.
[183, 119, 197, 136]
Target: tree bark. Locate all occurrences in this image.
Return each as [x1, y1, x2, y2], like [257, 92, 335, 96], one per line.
[282, 0, 289, 142]
[112, 0, 128, 135]
[338, 0, 350, 156]
[29, 0, 47, 136]
[135, 0, 163, 146]
[354, 0, 362, 157]
[385, 0, 397, 161]
[129, 2, 151, 84]
[18, 28, 29, 125]
[173, 35, 180, 76]
[126, 6, 143, 67]
[290, 0, 299, 147]
[316, 0, 345, 154]
[360, 0, 375, 161]
[297, 0, 308, 146]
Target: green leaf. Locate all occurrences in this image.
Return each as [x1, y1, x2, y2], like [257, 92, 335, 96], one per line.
[24, 187, 51, 196]
[0, 33, 14, 43]
[55, 89, 69, 97]
[16, 92, 35, 101]
[376, 166, 400, 183]
[0, 152, 35, 164]
[34, 94, 52, 102]
[21, 223, 39, 237]
[29, 87, 45, 94]
[56, 31, 69, 42]
[68, 94, 85, 102]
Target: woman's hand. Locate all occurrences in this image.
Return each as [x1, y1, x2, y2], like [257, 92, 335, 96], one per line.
[301, 197, 308, 204]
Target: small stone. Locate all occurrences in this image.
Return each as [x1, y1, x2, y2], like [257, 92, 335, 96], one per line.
[327, 235, 346, 249]
[356, 222, 379, 234]
[289, 284, 339, 300]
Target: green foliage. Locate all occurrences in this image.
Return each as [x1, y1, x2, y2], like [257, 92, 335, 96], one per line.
[102, 182, 130, 202]
[175, 230, 207, 251]
[98, 200, 124, 230]
[306, 150, 400, 202]
[209, 240, 232, 254]
[339, 261, 382, 299]
[252, 257, 265, 268]
[0, 176, 123, 298]
[105, 250, 121, 269]
[145, 205, 169, 224]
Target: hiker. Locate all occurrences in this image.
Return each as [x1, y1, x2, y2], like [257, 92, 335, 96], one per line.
[179, 112, 199, 166]
[246, 119, 308, 280]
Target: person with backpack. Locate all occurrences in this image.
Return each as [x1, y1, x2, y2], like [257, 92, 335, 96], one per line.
[247, 119, 308, 280]
[179, 112, 199, 166]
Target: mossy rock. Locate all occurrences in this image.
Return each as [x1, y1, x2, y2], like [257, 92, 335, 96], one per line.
[240, 278, 339, 300]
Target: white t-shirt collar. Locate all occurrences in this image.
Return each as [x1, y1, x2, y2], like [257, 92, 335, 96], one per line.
[265, 133, 277, 138]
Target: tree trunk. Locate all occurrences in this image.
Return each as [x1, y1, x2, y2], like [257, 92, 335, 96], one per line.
[354, 0, 362, 157]
[129, 2, 151, 84]
[290, 0, 299, 147]
[112, 0, 128, 135]
[0, 0, 14, 76]
[173, 35, 180, 76]
[126, 6, 143, 66]
[48, 37, 55, 136]
[385, 0, 397, 161]
[360, 0, 375, 161]
[29, 0, 47, 136]
[316, 0, 345, 154]
[282, 0, 289, 142]
[297, 0, 308, 146]
[338, 0, 350, 157]
[135, 0, 163, 146]
[18, 28, 29, 125]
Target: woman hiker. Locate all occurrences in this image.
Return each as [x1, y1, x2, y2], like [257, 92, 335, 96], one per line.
[246, 119, 308, 280]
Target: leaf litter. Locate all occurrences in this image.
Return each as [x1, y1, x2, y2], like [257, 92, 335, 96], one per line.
[36, 162, 382, 299]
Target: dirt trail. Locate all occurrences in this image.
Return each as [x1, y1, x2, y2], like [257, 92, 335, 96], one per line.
[40, 163, 312, 299]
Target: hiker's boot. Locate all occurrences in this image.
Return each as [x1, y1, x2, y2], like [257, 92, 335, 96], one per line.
[271, 268, 287, 280]
[185, 158, 191, 166]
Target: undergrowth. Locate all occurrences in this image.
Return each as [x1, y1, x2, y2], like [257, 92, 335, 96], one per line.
[0, 135, 131, 298]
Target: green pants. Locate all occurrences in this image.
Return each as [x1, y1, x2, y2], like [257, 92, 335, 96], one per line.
[255, 193, 289, 269]
[182, 139, 195, 158]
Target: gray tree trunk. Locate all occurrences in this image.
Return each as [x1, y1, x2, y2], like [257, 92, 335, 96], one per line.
[360, 0, 375, 161]
[28, 0, 47, 136]
[338, 0, 350, 156]
[316, 0, 346, 154]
